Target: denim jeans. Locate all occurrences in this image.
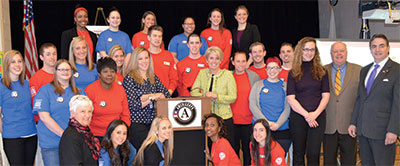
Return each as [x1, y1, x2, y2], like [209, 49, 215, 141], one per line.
[41, 148, 59, 166]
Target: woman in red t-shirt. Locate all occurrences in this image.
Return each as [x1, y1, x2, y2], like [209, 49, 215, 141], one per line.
[250, 119, 286, 166]
[200, 8, 232, 70]
[202, 113, 241, 166]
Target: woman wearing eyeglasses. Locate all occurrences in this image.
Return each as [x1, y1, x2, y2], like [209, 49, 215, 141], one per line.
[249, 57, 291, 155]
[286, 37, 329, 166]
[33, 59, 84, 165]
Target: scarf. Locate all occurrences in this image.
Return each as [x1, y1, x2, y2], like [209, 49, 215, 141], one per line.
[69, 117, 101, 160]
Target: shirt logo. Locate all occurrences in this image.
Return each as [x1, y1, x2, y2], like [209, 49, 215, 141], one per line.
[34, 99, 42, 109]
[57, 97, 64, 103]
[100, 101, 107, 107]
[107, 37, 113, 43]
[11, 91, 19, 98]
[207, 36, 213, 41]
[262, 88, 269, 94]
[117, 81, 122, 85]
[275, 157, 283, 165]
[73, 72, 80, 78]
[140, 41, 145, 46]
[219, 152, 226, 160]
[163, 61, 170, 66]
[30, 87, 36, 96]
[229, 39, 232, 45]
[185, 67, 191, 73]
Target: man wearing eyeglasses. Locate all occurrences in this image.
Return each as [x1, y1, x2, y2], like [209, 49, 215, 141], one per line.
[323, 42, 361, 165]
[348, 34, 399, 165]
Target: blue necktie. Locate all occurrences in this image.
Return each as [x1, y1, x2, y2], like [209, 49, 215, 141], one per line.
[366, 64, 380, 95]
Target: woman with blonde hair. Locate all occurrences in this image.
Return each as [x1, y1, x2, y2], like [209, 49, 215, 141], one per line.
[108, 44, 125, 84]
[122, 47, 170, 150]
[133, 116, 174, 166]
[0, 50, 37, 165]
[191, 46, 237, 146]
[33, 59, 83, 165]
[286, 37, 329, 165]
[68, 36, 98, 90]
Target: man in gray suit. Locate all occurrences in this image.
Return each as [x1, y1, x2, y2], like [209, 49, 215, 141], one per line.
[324, 42, 361, 165]
[348, 34, 399, 165]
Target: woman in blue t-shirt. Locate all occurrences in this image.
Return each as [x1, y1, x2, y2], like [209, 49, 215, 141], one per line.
[69, 36, 98, 90]
[249, 57, 291, 153]
[99, 119, 136, 166]
[33, 59, 83, 166]
[96, 7, 132, 59]
[0, 50, 37, 165]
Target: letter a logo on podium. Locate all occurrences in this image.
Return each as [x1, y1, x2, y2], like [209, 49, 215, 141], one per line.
[173, 102, 196, 125]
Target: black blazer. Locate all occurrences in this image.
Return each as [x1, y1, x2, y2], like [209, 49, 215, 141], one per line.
[231, 23, 261, 56]
[144, 142, 164, 165]
[59, 126, 98, 166]
[350, 59, 399, 139]
[60, 26, 98, 63]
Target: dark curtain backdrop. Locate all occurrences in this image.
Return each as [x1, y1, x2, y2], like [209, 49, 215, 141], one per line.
[10, 0, 319, 68]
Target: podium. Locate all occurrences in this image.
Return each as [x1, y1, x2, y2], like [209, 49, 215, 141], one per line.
[156, 97, 211, 165]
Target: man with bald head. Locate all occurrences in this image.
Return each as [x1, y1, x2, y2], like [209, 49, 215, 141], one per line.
[323, 42, 361, 165]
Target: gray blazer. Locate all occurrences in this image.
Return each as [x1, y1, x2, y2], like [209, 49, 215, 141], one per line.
[350, 59, 400, 139]
[324, 62, 361, 134]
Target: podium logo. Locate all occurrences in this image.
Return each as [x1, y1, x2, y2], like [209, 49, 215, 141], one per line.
[173, 102, 196, 125]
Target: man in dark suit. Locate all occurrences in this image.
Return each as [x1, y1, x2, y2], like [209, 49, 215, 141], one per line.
[348, 34, 399, 165]
[324, 42, 361, 165]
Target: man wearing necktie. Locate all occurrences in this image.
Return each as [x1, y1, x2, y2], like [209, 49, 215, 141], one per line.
[348, 34, 399, 165]
[323, 42, 361, 165]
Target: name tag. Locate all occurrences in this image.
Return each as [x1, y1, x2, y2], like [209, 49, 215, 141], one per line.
[163, 61, 170, 66]
[197, 64, 205, 67]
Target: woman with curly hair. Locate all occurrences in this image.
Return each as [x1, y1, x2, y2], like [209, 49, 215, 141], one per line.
[286, 37, 329, 165]
[99, 119, 136, 166]
[202, 113, 240, 166]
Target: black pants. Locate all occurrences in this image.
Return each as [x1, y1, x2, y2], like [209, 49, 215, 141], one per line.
[129, 123, 151, 150]
[323, 132, 356, 165]
[3, 135, 37, 165]
[289, 112, 326, 166]
[358, 135, 396, 165]
[224, 118, 235, 147]
[233, 124, 252, 165]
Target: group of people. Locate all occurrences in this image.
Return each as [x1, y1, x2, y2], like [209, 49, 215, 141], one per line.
[0, 4, 398, 166]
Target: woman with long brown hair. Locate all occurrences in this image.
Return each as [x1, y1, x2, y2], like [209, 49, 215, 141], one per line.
[0, 50, 37, 165]
[286, 37, 329, 166]
[33, 59, 83, 165]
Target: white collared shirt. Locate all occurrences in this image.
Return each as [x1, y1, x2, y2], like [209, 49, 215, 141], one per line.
[364, 56, 389, 86]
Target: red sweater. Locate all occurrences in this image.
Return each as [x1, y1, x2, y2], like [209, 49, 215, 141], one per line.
[250, 140, 286, 166]
[176, 56, 208, 96]
[150, 49, 178, 91]
[231, 72, 252, 124]
[200, 28, 232, 70]
[85, 80, 131, 136]
[249, 65, 268, 80]
[211, 137, 242, 166]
